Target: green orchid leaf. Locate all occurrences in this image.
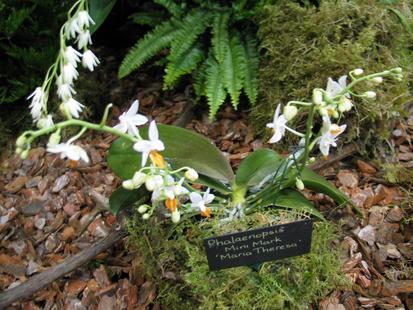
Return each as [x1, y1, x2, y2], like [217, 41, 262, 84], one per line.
[195, 174, 231, 195]
[107, 124, 234, 182]
[235, 149, 283, 188]
[89, 0, 117, 34]
[261, 188, 324, 220]
[109, 186, 148, 215]
[300, 168, 362, 216]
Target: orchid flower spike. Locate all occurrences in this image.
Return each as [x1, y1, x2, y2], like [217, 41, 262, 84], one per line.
[27, 87, 45, 122]
[318, 116, 346, 157]
[133, 120, 165, 167]
[113, 100, 148, 137]
[266, 104, 288, 143]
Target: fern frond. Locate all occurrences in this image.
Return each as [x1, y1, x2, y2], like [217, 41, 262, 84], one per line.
[164, 42, 205, 89]
[240, 33, 259, 105]
[118, 20, 179, 78]
[0, 7, 32, 37]
[194, 61, 208, 99]
[129, 11, 166, 26]
[205, 55, 227, 119]
[222, 34, 245, 109]
[153, 0, 183, 17]
[211, 12, 230, 64]
[168, 9, 212, 63]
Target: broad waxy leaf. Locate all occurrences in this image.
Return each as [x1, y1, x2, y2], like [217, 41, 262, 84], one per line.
[107, 124, 234, 182]
[109, 187, 148, 215]
[261, 188, 324, 220]
[235, 149, 283, 188]
[89, 0, 117, 34]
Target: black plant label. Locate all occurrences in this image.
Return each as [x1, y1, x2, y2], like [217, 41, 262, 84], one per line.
[204, 219, 313, 271]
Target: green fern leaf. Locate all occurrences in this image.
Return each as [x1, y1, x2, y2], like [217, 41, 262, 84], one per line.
[222, 34, 245, 109]
[129, 11, 166, 26]
[153, 0, 183, 17]
[194, 61, 208, 99]
[118, 20, 179, 78]
[164, 42, 205, 89]
[240, 34, 259, 105]
[205, 55, 227, 119]
[168, 9, 212, 63]
[211, 12, 230, 64]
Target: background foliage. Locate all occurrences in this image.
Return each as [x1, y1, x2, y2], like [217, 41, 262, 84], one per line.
[253, 0, 413, 144]
[119, 0, 261, 119]
[0, 0, 69, 144]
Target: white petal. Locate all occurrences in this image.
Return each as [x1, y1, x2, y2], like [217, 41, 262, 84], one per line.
[129, 114, 148, 126]
[126, 100, 139, 116]
[148, 120, 159, 141]
[152, 140, 165, 151]
[133, 140, 153, 153]
[204, 194, 215, 204]
[338, 75, 347, 88]
[141, 152, 149, 167]
[113, 123, 127, 133]
[189, 192, 202, 204]
[273, 104, 281, 124]
[269, 131, 282, 144]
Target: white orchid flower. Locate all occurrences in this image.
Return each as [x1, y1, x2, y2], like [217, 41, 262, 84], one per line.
[318, 116, 346, 157]
[82, 50, 100, 71]
[37, 114, 54, 129]
[62, 63, 79, 85]
[326, 75, 349, 99]
[27, 87, 45, 121]
[189, 188, 215, 213]
[266, 104, 288, 143]
[76, 11, 95, 29]
[47, 142, 89, 163]
[76, 30, 92, 49]
[64, 46, 82, 67]
[62, 98, 84, 118]
[151, 177, 188, 202]
[65, 18, 80, 39]
[57, 82, 76, 101]
[113, 100, 148, 137]
[133, 120, 165, 167]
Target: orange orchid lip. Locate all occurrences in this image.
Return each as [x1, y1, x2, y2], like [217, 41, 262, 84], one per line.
[201, 207, 212, 218]
[165, 198, 178, 212]
[150, 150, 166, 168]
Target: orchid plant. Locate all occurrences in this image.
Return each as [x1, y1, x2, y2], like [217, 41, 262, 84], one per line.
[16, 1, 403, 225]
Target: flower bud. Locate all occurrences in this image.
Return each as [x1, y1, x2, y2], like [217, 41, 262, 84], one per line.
[392, 67, 402, 74]
[185, 168, 198, 181]
[353, 68, 364, 76]
[371, 77, 383, 84]
[21, 149, 29, 160]
[138, 204, 149, 214]
[171, 210, 180, 223]
[364, 91, 376, 99]
[309, 157, 316, 163]
[142, 213, 150, 220]
[145, 175, 163, 191]
[283, 105, 298, 121]
[296, 178, 305, 191]
[48, 132, 61, 147]
[132, 172, 146, 187]
[16, 147, 22, 155]
[122, 180, 135, 190]
[16, 135, 26, 148]
[312, 89, 324, 105]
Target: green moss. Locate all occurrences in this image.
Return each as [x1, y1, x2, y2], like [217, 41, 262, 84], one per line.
[253, 0, 413, 144]
[382, 163, 413, 185]
[127, 210, 349, 309]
